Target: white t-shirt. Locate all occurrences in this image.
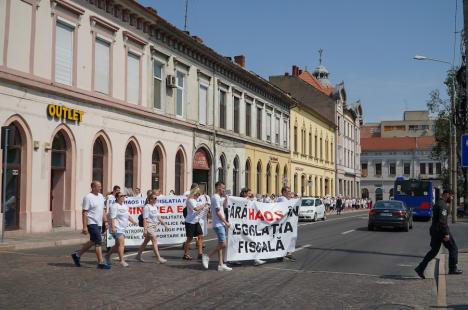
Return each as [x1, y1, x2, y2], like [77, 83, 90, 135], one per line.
[143, 203, 161, 225]
[109, 202, 130, 233]
[105, 194, 115, 209]
[82, 192, 105, 225]
[276, 196, 288, 203]
[210, 194, 226, 228]
[185, 198, 200, 224]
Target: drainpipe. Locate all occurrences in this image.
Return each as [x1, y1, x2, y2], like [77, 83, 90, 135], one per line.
[212, 65, 217, 195]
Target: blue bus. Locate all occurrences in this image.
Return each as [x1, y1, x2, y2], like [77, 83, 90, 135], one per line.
[393, 177, 434, 219]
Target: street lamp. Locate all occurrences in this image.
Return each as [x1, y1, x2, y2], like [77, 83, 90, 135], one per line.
[414, 54, 457, 223]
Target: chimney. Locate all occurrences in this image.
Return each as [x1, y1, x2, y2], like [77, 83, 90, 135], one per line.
[292, 65, 298, 76]
[234, 55, 246, 68]
[224, 56, 232, 62]
[192, 36, 203, 44]
[285, 72, 289, 76]
[298, 69, 303, 75]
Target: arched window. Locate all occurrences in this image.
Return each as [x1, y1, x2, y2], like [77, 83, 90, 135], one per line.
[293, 174, 298, 195]
[218, 155, 226, 183]
[389, 188, 394, 199]
[362, 188, 369, 199]
[256, 161, 262, 194]
[124, 143, 136, 190]
[275, 165, 280, 195]
[266, 163, 271, 194]
[4, 124, 22, 230]
[301, 175, 306, 196]
[175, 149, 185, 194]
[152, 146, 163, 191]
[375, 188, 383, 201]
[308, 176, 313, 195]
[245, 160, 251, 189]
[283, 166, 288, 186]
[233, 157, 239, 195]
[51, 132, 66, 169]
[92, 138, 104, 186]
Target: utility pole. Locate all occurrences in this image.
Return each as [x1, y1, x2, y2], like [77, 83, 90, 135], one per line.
[464, 0, 468, 217]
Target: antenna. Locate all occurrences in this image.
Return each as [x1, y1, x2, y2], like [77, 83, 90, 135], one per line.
[184, 0, 189, 32]
[318, 48, 323, 65]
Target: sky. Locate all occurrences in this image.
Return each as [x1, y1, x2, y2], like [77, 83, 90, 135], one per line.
[139, 0, 463, 123]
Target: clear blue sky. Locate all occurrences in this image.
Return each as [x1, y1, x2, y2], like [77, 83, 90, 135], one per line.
[139, 0, 463, 122]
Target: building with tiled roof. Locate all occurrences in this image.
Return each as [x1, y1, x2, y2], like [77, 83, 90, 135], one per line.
[360, 112, 443, 202]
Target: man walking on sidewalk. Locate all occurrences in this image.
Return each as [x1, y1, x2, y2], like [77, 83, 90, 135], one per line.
[415, 189, 462, 279]
[71, 181, 110, 269]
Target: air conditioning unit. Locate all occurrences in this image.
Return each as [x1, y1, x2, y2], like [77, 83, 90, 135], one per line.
[166, 75, 177, 88]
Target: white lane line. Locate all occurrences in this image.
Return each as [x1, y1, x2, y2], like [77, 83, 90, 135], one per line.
[123, 237, 218, 258]
[297, 214, 366, 227]
[261, 266, 380, 278]
[294, 244, 311, 252]
[341, 229, 355, 235]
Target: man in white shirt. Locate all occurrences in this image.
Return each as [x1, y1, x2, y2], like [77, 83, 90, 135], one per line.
[276, 186, 296, 262]
[71, 181, 110, 269]
[202, 181, 231, 271]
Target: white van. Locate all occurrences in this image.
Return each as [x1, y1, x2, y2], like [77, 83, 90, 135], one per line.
[299, 197, 326, 221]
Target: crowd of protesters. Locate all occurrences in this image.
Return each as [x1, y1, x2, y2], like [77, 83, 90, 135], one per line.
[71, 180, 368, 271]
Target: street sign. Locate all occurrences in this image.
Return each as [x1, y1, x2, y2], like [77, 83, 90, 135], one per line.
[461, 134, 468, 168]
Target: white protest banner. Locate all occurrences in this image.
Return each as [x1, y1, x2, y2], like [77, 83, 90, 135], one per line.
[106, 196, 187, 247]
[226, 197, 300, 261]
[197, 194, 211, 236]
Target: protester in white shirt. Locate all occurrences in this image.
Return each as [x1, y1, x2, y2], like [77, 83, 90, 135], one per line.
[276, 186, 296, 262]
[105, 192, 138, 267]
[202, 181, 232, 271]
[136, 194, 169, 264]
[183, 186, 209, 260]
[71, 181, 110, 269]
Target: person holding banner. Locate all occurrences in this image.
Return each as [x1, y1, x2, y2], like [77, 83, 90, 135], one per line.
[135, 194, 169, 264]
[183, 186, 208, 260]
[105, 192, 138, 267]
[202, 181, 232, 271]
[71, 181, 110, 269]
[276, 186, 297, 262]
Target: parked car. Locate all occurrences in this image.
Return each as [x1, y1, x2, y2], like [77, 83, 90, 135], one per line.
[368, 200, 413, 232]
[299, 197, 326, 221]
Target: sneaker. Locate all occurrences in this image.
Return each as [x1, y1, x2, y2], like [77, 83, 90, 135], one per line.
[253, 259, 266, 266]
[197, 254, 203, 260]
[71, 253, 81, 267]
[120, 261, 129, 267]
[414, 267, 425, 279]
[104, 254, 112, 266]
[218, 264, 232, 271]
[97, 263, 111, 270]
[135, 254, 144, 262]
[158, 258, 167, 264]
[202, 254, 209, 269]
[448, 268, 463, 275]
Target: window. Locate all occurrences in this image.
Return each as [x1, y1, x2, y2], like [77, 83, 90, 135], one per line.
[375, 163, 382, 176]
[302, 129, 306, 154]
[266, 113, 272, 142]
[384, 125, 405, 132]
[275, 117, 280, 144]
[245, 160, 251, 189]
[266, 164, 271, 194]
[420, 163, 426, 175]
[175, 150, 185, 194]
[198, 85, 208, 125]
[436, 163, 442, 174]
[55, 21, 74, 85]
[338, 116, 341, 135]
[320, 137, 323, 160]
[92, 138, 104, 186]
[218, 155, 226, 183]
[428, 163, 434, 175]
[245, 103, 252, 136]
[233, 97, 240, 133]
[404, 162, 410, 175]
[125, 144, 135, 189]
[389, 162, 396, 175]
[330, 142, 334, 163]
[127, 52, 140, 104]
[233, 158, 239, 195]
[256, 107, 262, 140]
[308, 132, 312, 156]
[152, 146, 163, 191]
[314, 135, 318, 158]
[176, 71, 185, 116]
[325, 140, 329, 161]
[362, 163, 368, 177]
[257, 161, 262, 194]
[293, 125, 298, 153]
[153, 62, 163, 109]
[283, 120, 288, 148]
[95, 38, 110, 94]
[219, 90, 226, 129]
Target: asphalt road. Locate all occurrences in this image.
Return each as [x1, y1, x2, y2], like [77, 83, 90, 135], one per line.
[1, 211, 467, 309]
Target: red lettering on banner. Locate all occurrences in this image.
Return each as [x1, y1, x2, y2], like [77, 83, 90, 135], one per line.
[160, 206, 166, 213]
[264, 211, 273, 222]
[166, 206, 173, 213]
[249, 209, 255, 220]
[255, 210, 265, 221]
[274, 211, 285, 220]
[129, 207, 143, 215]
[177, 206, 184, 213]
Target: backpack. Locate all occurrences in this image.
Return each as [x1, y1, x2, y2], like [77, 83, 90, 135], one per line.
[138, 214, 144, 227]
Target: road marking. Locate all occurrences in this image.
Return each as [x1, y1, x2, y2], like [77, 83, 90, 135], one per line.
[297, 213, 366, 227]
[261, 266, 380, 278]
[397, 264, 414, 267]
[437, 254, 447, 308]
[294, 244, 311, 252]
[341, 229, 355, 235]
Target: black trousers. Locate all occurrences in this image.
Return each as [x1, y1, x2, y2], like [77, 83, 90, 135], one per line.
[417, 232, 458, 271]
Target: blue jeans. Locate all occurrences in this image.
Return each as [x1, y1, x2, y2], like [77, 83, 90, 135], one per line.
[213, 226, 226, 243]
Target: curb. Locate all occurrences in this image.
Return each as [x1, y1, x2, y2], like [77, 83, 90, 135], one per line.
[0, 237, 87, 251]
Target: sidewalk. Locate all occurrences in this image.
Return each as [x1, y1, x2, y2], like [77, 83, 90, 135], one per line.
[0, 230, 87, 251]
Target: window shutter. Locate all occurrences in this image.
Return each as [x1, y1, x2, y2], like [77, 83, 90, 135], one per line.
[95, 39, 110, 94]
[55, 22, 74, 85]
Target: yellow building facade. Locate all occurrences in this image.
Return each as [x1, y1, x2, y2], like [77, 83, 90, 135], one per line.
[244, 145, 290, 196]
[290, 106, 335, 197]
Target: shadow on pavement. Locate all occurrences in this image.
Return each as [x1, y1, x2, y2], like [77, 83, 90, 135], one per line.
[433, 305, 468, 310]
[302, 246, 423, 259]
